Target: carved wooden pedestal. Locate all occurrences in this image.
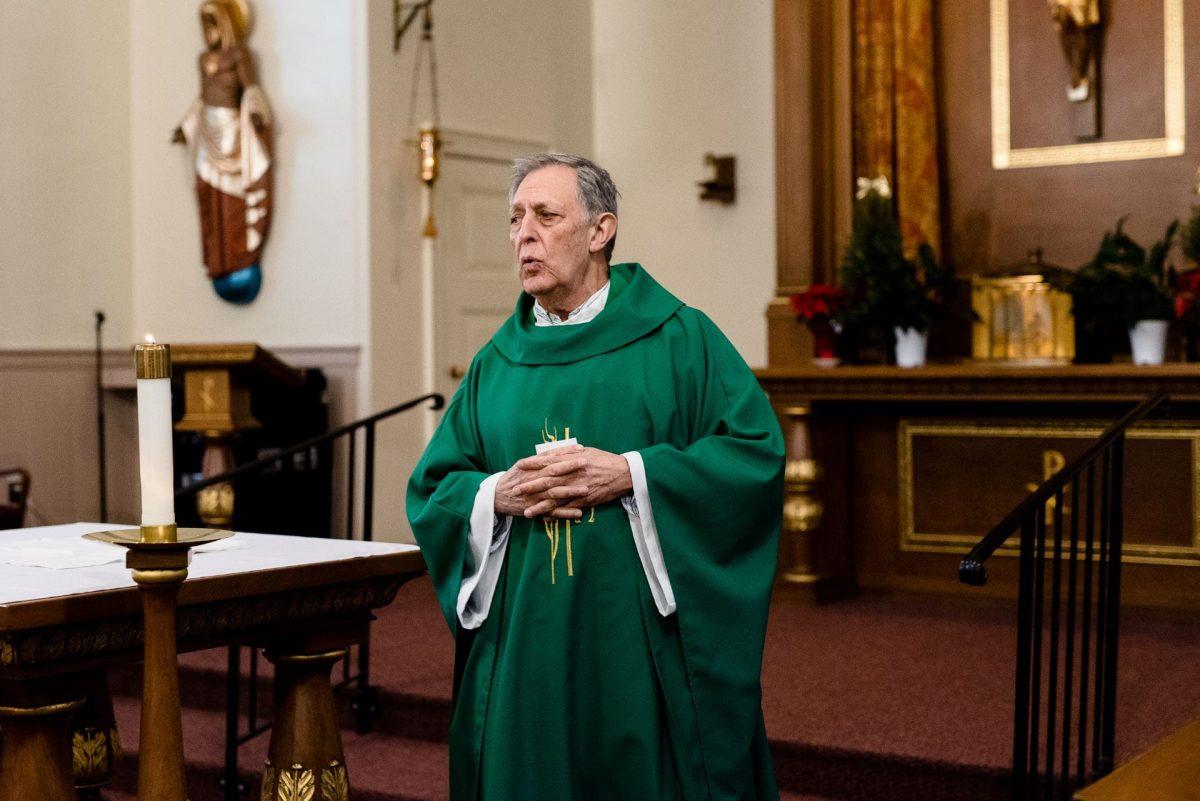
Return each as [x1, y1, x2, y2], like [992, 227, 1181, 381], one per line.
[71, 671, 120, 798]
[131, 562, 190, 801]
[261, 648, 350, 801]
[0, 697, 83, 801]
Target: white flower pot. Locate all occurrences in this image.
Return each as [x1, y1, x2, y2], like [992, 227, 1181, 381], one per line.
[894, 326, 928, 368]
[1129, 320, 1169, 365]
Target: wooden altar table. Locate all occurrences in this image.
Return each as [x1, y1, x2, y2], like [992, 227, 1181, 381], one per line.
[756, 363, 1200, 610]
[0, 523, 424, 799]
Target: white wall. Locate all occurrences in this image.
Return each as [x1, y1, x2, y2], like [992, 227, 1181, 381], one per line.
[129, 0, 364, 350]
[2, 0, 775, 539]
[0, 1, 133, 349]
[592, 0, 776, 366]
[366, 0, 594, 541]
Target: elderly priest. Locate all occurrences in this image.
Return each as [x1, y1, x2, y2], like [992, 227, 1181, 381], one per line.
[407, 154, 785, 801]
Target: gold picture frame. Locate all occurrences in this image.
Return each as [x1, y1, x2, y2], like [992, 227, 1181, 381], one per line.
[898, 420, 1200, 566]
[990, 0, 1185, 169]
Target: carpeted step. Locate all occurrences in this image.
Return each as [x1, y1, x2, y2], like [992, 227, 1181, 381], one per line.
[104, 702, 449, 801]
[101, 578, 1200, 801]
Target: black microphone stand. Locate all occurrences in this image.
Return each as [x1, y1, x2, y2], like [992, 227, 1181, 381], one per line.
[95, 310, 108, 523]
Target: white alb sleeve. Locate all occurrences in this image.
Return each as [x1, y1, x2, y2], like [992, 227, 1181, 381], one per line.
[621, 451, 677, 616]
[457, 472, 512, 629]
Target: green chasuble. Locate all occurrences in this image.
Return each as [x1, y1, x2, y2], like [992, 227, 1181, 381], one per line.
[407, 263, 785, 801]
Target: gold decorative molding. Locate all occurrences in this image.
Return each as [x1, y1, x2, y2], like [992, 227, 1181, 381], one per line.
[262, 758, 348, 801]
[0, 575, 405, 671]
[261, 763, 275, 801]
[72, 727, 118, 787]
[898, 420, 1200, 565]
[990, 0, 1185, 169]
[321, 761, 349, 801]
[277, 764, 314, 801]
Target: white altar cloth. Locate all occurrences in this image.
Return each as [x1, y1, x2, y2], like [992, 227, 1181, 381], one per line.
[0, 523, 418, 605]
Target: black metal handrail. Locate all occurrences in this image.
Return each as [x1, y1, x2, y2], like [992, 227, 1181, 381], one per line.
[176, 393, 444, 499]
[960, 393, 1166, 587]
[174, 392, 443, 800]
[959, 392, 1166, 801]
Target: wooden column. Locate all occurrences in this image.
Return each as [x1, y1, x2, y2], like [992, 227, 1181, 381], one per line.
[260, 648, 349, 801]
[770, 0, 855, 368]
[0, 697, 82, 801]
[779, 404, 823, 585]
[128, 548, 192, 801]
[776, 404, 857, 603]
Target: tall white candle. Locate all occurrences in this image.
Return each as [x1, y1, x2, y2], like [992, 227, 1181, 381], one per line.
[135, 336, 175, 527]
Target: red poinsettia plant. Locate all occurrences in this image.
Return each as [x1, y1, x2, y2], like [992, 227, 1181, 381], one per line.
[789, 284, 848, 365]
[790, 284, 848, 322]
[1175, 268, 1200, 327]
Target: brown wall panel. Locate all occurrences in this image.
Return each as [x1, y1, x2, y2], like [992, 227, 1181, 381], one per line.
[937, 0, 1200, 274]
[1008, 0, 1165, 149]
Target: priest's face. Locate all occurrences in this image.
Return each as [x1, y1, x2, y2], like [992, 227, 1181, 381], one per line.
[509, 165, 596, 302]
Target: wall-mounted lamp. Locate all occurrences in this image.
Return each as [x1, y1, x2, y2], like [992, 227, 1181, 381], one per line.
[697, 153, 736, 204]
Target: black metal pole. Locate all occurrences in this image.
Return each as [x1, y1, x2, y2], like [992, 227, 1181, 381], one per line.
[1100, 436, 1125, 775]
[1045, 488, 1065, 798]
[353, 422, 378, 734]
[1029, 506, 1048, 796]
[1093, 450, 1111, 772]
[1061, 475, 1081, 797]
[94, 310, 108, 523]
[1012, 518, 1036, 801]
[1077, 462, 1096, 781]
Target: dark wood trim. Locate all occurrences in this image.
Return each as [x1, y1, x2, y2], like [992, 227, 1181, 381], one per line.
[774, 0, 811, 292]
[757, 363, 1200, 402]
[771, 0, 855, 367]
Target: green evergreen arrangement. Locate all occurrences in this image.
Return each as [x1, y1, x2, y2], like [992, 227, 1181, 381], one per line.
[1071, 217, 1177, 326]
[838, 182, 958, 361]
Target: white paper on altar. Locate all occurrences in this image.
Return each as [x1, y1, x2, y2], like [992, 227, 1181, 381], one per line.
[0, 523, 418, 605]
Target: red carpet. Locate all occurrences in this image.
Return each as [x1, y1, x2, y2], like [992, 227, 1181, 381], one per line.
[101, 578, 1200, 800]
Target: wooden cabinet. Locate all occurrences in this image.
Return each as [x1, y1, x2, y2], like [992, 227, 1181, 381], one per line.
[757, 363, 1200, 609]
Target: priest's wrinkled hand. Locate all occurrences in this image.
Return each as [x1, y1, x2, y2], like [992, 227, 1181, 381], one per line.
[510, 445, 633, 516]
[494, 446, 591, 520]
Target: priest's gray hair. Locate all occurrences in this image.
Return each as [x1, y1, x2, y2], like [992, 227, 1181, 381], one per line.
[510, 153, 620, 262]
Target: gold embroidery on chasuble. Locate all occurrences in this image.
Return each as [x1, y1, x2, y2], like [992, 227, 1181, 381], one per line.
[540, 419, 596, 584]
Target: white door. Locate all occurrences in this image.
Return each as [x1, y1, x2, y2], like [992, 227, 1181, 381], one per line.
[432, 134, 543, 402]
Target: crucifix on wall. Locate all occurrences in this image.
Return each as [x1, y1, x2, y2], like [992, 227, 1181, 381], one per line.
[1048, 0, 1104, 139]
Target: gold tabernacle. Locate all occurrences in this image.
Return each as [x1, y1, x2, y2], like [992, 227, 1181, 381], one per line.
[971, 275, 1074, 364]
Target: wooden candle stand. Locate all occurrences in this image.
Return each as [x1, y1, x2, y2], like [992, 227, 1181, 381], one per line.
[88, 526, 232, 800]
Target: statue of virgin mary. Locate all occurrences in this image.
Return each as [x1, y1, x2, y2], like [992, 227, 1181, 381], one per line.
[173, 0, 273, 304]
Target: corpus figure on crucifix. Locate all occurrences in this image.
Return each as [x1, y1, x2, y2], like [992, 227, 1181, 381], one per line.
[1049, 0, 1103, 102]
